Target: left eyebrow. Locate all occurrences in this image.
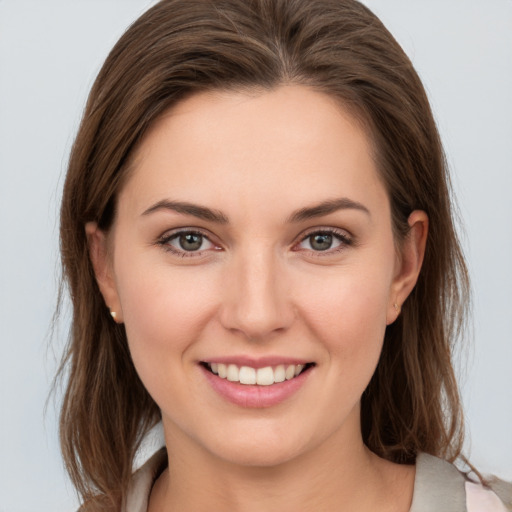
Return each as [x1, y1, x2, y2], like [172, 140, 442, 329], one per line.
[288, 197, 371, 223]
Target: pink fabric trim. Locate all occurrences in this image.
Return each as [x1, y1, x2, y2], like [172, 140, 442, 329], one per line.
[466, 482, 507, 512]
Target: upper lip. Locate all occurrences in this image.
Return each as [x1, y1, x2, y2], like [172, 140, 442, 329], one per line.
[200, 356, 313, 369]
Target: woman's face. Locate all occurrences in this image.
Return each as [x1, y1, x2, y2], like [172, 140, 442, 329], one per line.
[89, 85, 426, 467]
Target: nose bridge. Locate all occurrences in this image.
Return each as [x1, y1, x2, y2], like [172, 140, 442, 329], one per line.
[220, 242, 292, 339]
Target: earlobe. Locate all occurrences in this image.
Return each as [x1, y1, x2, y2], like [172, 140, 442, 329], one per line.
[85, 222, 123, 323]
[386, 210, 428, 325]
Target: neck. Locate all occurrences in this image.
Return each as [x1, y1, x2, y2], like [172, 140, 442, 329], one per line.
[149, 418, 415, 512]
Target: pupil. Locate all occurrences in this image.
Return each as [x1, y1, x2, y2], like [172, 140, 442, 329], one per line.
[179, 233, 202, 251]
[311, 233, 332, 251]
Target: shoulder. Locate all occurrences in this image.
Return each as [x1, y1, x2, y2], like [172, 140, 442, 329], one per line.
[123, 448, 167, 512]
[466, 480, 512, 512]
[411, 453, 511, 512]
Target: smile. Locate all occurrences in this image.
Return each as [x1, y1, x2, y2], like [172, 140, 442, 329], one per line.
[203, 362, 312, 386]
[201, 360, 315, 408]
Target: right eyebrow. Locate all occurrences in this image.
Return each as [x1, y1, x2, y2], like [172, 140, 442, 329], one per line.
[141, 199, 229, 224]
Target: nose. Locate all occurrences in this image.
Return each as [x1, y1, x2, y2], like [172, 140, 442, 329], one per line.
[219, 247, 294, 340]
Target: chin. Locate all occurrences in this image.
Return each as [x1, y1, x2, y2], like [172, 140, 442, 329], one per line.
[196, 420, 321, 469]
[213, 440, 308, 468]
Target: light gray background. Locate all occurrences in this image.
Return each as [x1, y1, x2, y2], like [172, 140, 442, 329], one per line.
[0, 1, 510, 511]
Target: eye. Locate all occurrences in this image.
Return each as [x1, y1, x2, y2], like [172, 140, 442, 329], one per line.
[295, 229, 352, 253]
[159, 230, 219, 255]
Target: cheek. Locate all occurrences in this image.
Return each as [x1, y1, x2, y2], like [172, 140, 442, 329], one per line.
[295, 260, 393, 381]
[300, 264, 390, 334]
[114, 255, 220, 384]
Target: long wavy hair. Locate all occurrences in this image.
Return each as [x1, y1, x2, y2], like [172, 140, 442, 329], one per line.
[58, 0, 469, 509]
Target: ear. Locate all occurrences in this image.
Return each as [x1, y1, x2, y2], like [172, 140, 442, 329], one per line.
[85, 222, 123, 323]
[386, 210, 428, 325]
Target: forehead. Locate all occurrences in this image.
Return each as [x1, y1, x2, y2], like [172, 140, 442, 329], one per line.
[120, 85, 387, 220]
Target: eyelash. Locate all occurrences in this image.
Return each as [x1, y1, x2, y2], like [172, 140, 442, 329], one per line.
[157, 229, 219, 258]
[156, 227, 354, 258]
[293, 228, 354, 256]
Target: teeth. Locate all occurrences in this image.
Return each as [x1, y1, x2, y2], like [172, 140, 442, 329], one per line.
[217, 363, 227, 378]
[256, 366, 274, 386]
[227, 364, 239, 382]
[207, 362, 309, 385]
[274, 365, 285, 383]
[239, 366, 256, 385]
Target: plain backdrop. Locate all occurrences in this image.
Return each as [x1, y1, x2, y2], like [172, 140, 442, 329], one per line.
[0, 1, 511, 511]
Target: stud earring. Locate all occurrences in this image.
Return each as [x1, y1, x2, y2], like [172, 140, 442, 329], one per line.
[110, 310, 117, 321]
[393, 303, 400, 313]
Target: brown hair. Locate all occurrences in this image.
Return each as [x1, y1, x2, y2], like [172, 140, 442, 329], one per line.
[58, 0, 469, 508]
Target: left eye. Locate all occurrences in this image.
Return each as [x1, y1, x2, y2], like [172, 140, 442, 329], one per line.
[163, 231, 216, 253]
[297, 231, 349, 252]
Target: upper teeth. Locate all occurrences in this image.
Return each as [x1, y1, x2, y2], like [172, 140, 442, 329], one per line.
[209, 363, 305, 386]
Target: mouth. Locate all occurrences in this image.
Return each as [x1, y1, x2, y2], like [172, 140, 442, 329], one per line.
[201, 362, 315, 386]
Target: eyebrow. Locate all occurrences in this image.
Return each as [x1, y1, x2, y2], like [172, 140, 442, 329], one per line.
[287, 197, 371, 222]
[141, 196, 370, 224]
[141, 200, 229, 224]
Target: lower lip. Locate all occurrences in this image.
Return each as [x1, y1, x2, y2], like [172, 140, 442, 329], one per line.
[201, 366, 312, 408]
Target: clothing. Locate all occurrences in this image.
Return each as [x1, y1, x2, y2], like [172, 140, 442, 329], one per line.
[123, 449, 510, 512]
[124, 449, 167, 512]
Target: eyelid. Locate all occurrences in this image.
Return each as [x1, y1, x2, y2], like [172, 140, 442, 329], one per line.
[292, 226, 354, 254]
[157, 227, 222, 256]
[155, 226, 354, 258]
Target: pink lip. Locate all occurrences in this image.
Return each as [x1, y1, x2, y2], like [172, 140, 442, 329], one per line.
[201, 364, 313, 408]
[202, 355, 311, 369]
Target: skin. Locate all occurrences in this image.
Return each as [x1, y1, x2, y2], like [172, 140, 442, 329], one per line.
[87, 85, 428, 512]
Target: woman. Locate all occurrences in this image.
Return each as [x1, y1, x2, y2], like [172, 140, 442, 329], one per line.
[58, 0, 510, 511]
